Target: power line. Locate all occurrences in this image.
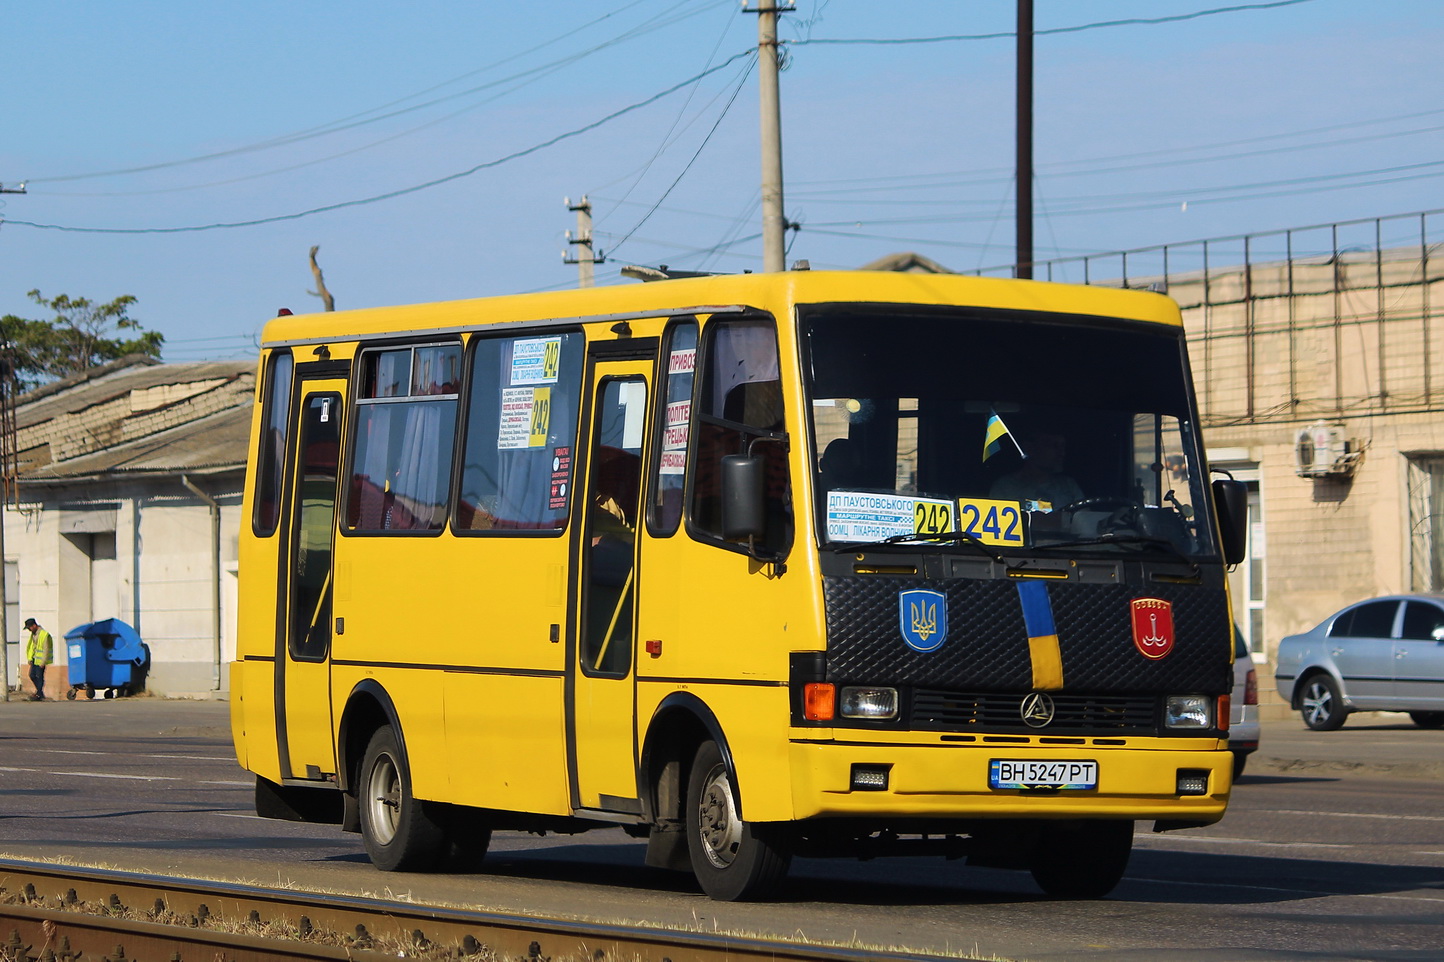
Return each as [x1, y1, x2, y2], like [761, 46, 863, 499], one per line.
[789, 124, 1444, 200]
[600, 2, 742, 215]
[4, 52, 755, 235]
[789, 0, 1318, 47]
[605, 54, 757, 259]
[23, 0, 727, 187]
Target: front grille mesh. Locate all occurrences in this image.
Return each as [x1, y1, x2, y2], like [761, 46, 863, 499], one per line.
[910, 689, 1158, 735]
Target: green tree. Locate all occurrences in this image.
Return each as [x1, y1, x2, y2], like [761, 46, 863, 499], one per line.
[1, 290, 164, 389]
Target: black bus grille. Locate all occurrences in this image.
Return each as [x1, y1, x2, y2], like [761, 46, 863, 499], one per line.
[910, 689, 1158, 735]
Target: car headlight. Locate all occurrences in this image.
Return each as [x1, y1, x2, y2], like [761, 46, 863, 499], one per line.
[839, 686, 898, 720]
[1165, 694, 1213, 729]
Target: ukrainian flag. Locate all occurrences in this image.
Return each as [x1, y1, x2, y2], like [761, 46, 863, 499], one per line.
[983, 409, 1013, 462]
[1016, 580, 1065, 690]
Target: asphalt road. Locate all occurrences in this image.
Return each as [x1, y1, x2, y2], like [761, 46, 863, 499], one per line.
[1, 697, 1441, 961]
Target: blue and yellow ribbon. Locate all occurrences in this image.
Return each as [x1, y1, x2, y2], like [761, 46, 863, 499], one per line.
[1016, 580, 1065, 690]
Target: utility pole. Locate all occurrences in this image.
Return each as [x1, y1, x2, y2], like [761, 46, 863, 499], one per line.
[0, 180, 24, 700]
[754, 1, 788, 273]
[563, 196, 603, 288]
[1015, 0, 1034, 279]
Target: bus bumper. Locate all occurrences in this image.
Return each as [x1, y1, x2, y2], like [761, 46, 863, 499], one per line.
[786, 739, 1231, 823]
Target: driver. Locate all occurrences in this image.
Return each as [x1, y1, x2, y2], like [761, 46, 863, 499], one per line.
[989, 429, 1083, 509]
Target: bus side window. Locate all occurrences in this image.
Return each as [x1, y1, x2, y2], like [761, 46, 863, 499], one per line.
[456, 331, 585, 532]
[649, 318, 698, 536]
[253, 350, 293, 537]
[345, 343, 460, 533]
[689, 317, 792, 555]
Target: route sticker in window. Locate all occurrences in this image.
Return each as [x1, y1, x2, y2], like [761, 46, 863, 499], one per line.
[659, 398, 690, 476]
[956, 497, 1027, 547]
[668, 347, 695, 376]
[825, 491, 955, 542]
[499, 386, 547, 449]
[511, 336, 562, 385]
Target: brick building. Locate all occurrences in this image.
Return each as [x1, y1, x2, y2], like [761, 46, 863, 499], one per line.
[4, 356, 253, 698]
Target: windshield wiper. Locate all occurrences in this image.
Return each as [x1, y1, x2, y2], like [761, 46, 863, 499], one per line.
[825, 530, 1006, 564]
[1036, 532, 1196, 566]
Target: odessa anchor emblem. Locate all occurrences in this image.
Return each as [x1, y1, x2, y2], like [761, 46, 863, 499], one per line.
[1130, 597, 1175, 659]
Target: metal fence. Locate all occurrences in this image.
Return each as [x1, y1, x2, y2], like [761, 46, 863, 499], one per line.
[970, 209, 1444, 294]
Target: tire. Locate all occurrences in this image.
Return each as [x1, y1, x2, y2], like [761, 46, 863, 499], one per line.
[1231, 751, 1247, 781]
[358, 726, 446, 872]
[1029, 820, 1134, 899]
[1408, 711, 1444, 729]
[1299, 674, 1347, 731]
[685, 740, 791, 901]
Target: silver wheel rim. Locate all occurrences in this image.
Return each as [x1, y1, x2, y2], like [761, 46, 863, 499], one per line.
[697, 763, 742, 869]
[366, 751, 402, 845]
[1302, 681, 1333, 726]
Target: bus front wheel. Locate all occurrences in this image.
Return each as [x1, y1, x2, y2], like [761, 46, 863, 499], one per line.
[1028, 819, 1133, 899]
[685, 740, 791, 901]
[358, 726, 445, 872]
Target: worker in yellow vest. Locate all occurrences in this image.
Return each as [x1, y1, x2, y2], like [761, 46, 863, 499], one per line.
[24, 617, 53, 701]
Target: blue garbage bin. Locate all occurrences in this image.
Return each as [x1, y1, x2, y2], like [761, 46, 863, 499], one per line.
[64, 619, 149, 699]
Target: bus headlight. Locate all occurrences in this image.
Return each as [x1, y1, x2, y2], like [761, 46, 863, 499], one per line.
[840, 686, 898, 720]
[1164, 694, 1213, 729]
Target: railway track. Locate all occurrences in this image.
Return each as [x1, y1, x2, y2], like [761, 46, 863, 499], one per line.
[0, 858, 947, 962]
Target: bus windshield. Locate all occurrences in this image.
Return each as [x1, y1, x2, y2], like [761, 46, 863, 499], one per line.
[804, 304, 1217, 559]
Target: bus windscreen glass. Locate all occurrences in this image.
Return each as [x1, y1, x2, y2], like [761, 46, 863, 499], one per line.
[805, 306, 1217, 559]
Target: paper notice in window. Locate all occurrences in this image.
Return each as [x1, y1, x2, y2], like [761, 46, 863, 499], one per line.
[511, 336, 562, 385]
[668, 348, 695, 375]
[658, 398, 690, 475]
[499, 386, 545, 449]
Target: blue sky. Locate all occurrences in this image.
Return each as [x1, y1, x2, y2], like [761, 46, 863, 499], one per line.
[1, 0, 1440, 361]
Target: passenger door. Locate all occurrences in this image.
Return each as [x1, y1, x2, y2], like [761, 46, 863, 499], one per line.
[278, 377, 346, 780]
[1396, 601, 1444, 708]
[1328, 600, 1400, 704]
[568, 360, 652, 813]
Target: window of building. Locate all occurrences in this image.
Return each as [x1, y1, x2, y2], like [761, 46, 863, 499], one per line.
[456, 331, 585, 532]
[1407, 455, 1444, 591]
[346, 343, 461, 533]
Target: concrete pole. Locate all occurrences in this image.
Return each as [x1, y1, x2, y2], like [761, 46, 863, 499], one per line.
[566, 196, 597, 288]
[1015, 0, 1034, 279]
[0, 184, 22, 700]
[757, 0, 787, 273]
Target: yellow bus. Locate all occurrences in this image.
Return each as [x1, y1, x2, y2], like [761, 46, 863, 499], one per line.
[230, 270, 1247, 900]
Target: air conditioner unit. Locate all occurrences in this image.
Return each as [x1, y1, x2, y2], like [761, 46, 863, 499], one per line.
[1294, 422, 1359, 478]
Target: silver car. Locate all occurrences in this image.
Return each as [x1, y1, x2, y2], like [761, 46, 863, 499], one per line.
[1275, 594, 1444, 731]
[1230, 632, 1259, 778]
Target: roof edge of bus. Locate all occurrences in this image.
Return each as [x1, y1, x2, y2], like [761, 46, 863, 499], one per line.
[257, 270, 1179, 348]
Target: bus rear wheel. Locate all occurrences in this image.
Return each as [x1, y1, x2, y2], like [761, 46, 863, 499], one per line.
[1028, 819, 1133, 899]
[685, 740, 791, 901]
[358, 726, 446, 872]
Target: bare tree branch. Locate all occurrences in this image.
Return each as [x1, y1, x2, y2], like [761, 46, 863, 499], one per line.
[308, 245, 336, 312]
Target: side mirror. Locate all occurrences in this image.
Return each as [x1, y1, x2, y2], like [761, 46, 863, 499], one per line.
[721, 454, 765, 542]
[1211, 478, 1248, 566]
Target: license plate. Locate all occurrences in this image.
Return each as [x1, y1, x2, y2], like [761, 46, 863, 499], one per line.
[989, 759, 1098, 790]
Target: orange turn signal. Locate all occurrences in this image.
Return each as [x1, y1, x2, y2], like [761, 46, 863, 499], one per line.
[1217, 694, 1231, 732]
[804, 682, 836, 721]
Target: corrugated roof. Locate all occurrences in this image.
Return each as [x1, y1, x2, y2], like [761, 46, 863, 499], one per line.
[16, 357, 253, 430]
[20, 403, 253, 482]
